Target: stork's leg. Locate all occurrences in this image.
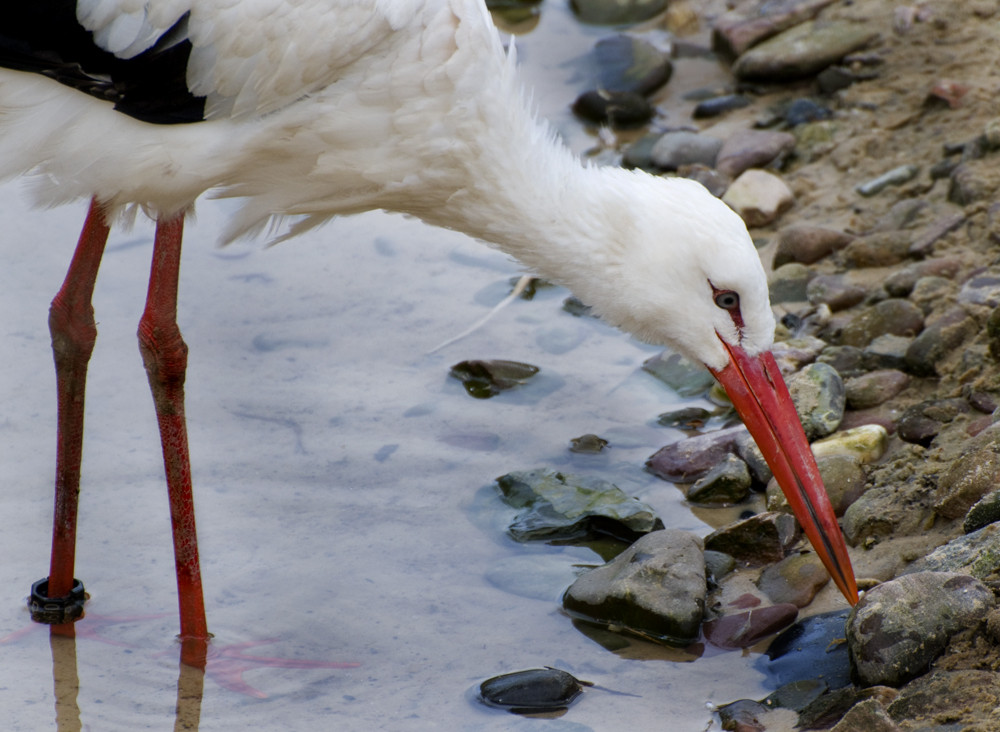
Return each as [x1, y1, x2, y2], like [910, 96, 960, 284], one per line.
[137, 212, 210, 646]
[30, 199, 111, 627]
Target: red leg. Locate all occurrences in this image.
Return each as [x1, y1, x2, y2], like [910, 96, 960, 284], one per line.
[46, 199, 111, 605]
[137, 212, 210, 647]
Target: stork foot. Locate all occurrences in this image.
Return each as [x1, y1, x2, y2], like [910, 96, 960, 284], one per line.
[28, 577, 86, 625]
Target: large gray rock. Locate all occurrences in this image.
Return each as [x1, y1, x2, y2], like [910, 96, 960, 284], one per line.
[847, 572, 994, 686]
[733, 20, 879, 80]
[563, 530, 705, 645]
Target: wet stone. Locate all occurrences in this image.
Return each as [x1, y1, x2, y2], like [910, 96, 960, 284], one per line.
[588, 35, 672, 95]
[641, 350, 715, 396]
[831, 698, 902, 732]
[562, 529, 706, 645]
[787, 362, 845, 441]
[450, 359, 540, 398]
[764, 679, 829, 715]
[769, 262, 813, 303]
[649, 131, 723, 171]
[759, 610, 852, 690]
[716, 698, 770, 732]
[903, 306, 977, 377]
[722, 169, 795, 227]
[716, 129, 797, 178]
[656, 406, 713, 430]
[686, 453, 752, 506]
[838, 299, 924, 348]
[495, 469, 663, 542]
[569, 0, 667, 25]
[703, 603, 799, 650]
[646, 425, 745, 482]
[569, 433, 608, 454]
[847, 572, 995, 687]
[736, 430, 772, 485]
[757, 552, 830, 607]
[964, 489, 1000, 534]
[705, 549, 737, 584]
[773, 225, 853, 268]
[704, 511, 800, 565]
[479, 668, 586, 713]
[571, 89, 653, 128]
[844, 369, 910, 410]
[732, 20, 879, 81]
[897, 398, 970, 447]
[692, 94, 751, 119]
[933, 442, 1000, 520]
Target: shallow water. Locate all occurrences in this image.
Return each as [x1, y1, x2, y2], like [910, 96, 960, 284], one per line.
[0, 6, 777, 731]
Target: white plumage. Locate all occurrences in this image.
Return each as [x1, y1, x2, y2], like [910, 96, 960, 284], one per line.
[5, 0, 857, 645]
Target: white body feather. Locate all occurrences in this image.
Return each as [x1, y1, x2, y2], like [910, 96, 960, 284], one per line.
[0, 0, 774, 369]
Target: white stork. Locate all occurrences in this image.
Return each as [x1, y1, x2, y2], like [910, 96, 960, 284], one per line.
[0, 0, 858, 651]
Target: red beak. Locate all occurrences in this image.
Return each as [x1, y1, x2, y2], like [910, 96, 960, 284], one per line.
[709, 341, 859, 606]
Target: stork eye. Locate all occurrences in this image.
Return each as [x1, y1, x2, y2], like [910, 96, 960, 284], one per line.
[714, 290, 740, 310]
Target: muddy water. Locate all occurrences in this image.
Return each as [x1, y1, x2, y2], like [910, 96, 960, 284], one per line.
[0, 6, 778, 731]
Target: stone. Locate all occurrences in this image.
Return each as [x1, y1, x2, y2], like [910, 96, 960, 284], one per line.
[855, 165, 919, 197]
[712, 0, 838, 57]
[703, 603, 799, 649]
[716, 129, 797, 178]
[862, 334, 913, 372]
[811, 424, 888, 465]
[571, 89, 653, 128]
[562, 529, 705, 645]
[757, 552, 830, 607]
[787, 362, 845, 441]
[883, 258, 962, 298]
[842, 480, 930, 546]
[769, 262, 813, 303]
[806, 274, 867, 312]
[686, 453, 752, 505]
[642, 350, 715, 396]
[646, 425, 745, 482]
[649, 131, 723, 170]
[704, 512, 800, 565]
[903, 306, 977, 377]
[760, 610, 853, 690]
[844, 370, 910, 410]
[692, 94, 751, 119]
[964, 489, 1000, 534]
[723, 169, 795, 227]
[847, 572, 995, 686]
[904, 523, 1000, 579]
[768, 453, 867, 516]
[773, 225, 853, 267]
[896, 398, 970, 446]
[840, 231, 915, 268]
[732, 20, 879, 81]
[933, 442, 1000, 520]
[588, 34, 673, 95]
[570, 0, 668, 25]
[838, 299, 924, 348]
[449, 359, 540, 398]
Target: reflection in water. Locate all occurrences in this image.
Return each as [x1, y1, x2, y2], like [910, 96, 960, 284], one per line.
[50, 625, 81, 732]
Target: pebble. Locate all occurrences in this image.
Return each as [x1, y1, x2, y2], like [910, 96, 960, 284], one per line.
[722, 169, 795, 227]
[844, 369, 910, 410]
[736, 431, 773, 484]
[807, 274, 867, 311]
[711, 0, 838, 57]
[767, 453, 867, 516]
[847, 571, 995, 686]
[896, 398, 970, 447]
[646, 425, 745, 482]
[949, 160, 1000, 205]
[569, 433, 608, 454]
[758, 609, 852, 689]
[757, 552, 830, 607]
[588, 35, 673, 95]
[840, 230, 915, 268]
[909, 213, 965, 256]
[677, 164, 731, 197]
[703, 511, 800, 565]
[449, 359, 540, 398]
[773, 225, 853, 267]
[621, 132, 662, 170]
[479, 668, 587, 712]
[704, 550, 736, 584]
[862, 334, 913, 372]
[770, 336, 827, 373]
[842, 478, 930, 547]
[855, 165, 920, 196]
[817, 345, 865, 377]
[886, 670, 1000, 731]
[958, 266, 1000, 307]
[656, 406, 713, 430]
[703, 603, 799, 649]
[838, 299, 924, 348]
[562, 529, 706, 645]
[732, 20, 880, 80]
[692, 94, 751, 119]
[686, 453, 752, 505]
[904, 523, 1000, 578]
[783, 98, 833, 127]
[787, 362, 845, 441]
[963, 489, 1000, 534]
[883, 257, 962, 297]
[571, 89, 653, 128]
[569, 0, 667, 25]
[933, 442, 1000, 520]
[811, 424, 888, 464]
[649, 131, 724, 170]
[716, 129, 797, 178]
[903, 307, 977, 377]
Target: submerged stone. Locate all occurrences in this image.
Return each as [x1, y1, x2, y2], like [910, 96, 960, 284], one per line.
[479, 668, 587, 713]
[496, 469, 663, 542]
[642, 351, 715, 396]
[563, 529, 705, 645]
[703, 603, 799, 649]
[449, 359, 539, 398]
